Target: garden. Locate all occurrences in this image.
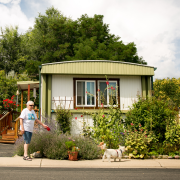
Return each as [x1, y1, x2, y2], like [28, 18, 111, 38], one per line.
[14, 94, 180, 160]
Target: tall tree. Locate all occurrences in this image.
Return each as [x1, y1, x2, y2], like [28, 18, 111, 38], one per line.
[22, 7, 147, 77]
[0, 26, 25, 74]
[153, 78, 180, 108]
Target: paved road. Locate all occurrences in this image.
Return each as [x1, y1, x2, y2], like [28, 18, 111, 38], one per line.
[0, 143, 15, 157]
[0, 168, 180, 180]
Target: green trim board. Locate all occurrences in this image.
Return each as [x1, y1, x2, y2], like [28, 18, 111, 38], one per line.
[41, 60, 155, 76]
[47, 75, 52, 117]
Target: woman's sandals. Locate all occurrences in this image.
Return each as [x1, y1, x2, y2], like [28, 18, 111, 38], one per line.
[23, 156, 32, 161]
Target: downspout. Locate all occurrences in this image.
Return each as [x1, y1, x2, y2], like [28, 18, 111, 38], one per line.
[39, 65, 42, 119]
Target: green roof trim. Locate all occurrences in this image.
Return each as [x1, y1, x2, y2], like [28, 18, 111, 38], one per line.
[41, 60, 155, 76]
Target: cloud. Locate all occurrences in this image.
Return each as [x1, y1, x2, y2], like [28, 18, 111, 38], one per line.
[49, 0, 180, 79]
[1, 0, 180, 79]
[0, 0, 34, 34]
[0, 0, 12, 4]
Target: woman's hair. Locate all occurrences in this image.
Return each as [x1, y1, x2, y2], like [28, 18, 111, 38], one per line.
[27, 100, 34, 106]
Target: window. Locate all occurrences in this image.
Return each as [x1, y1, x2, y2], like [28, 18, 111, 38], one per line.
[74, 78, 119, 109]
[98, 81, 118, 106]
[76, 80, 96, 106]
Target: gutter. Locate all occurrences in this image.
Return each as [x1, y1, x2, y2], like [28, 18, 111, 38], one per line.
[39, 65, 42, 119]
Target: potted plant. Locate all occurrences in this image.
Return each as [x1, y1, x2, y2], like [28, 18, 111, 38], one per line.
[65, 139, 80, 161]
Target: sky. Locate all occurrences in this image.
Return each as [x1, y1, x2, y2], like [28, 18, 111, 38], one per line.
[0, 0, 180, 80]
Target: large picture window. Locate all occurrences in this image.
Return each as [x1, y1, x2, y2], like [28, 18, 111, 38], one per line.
[76, 80, 96, 106]
[74, 78, 119, 109]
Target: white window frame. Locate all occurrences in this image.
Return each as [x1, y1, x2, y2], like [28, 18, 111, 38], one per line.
[76, 80, 96, 107]
[98, 80, 118, 107]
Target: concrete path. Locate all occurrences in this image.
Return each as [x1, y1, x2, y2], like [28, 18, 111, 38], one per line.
[0, 156, 179, 168]
[0, 143, 15, 157]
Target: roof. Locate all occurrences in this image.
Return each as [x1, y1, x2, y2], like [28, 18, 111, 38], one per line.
[41, 60, 155, 76]
[17, 81, 39, 91]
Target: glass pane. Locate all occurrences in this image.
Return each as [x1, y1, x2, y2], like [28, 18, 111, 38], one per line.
[87, 82, 95, 105]
[109, 82, 117, 105]
[99, 82, 107, 105]
[77, 82, 85, 105]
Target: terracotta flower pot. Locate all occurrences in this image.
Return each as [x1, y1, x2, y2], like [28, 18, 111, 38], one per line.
[68, 151, 78, 161]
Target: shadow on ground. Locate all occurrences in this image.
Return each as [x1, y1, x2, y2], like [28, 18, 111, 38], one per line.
[0, 143, 15, 157]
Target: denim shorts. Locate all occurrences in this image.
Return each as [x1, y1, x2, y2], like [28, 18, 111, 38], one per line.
[23, 131, 32, 144]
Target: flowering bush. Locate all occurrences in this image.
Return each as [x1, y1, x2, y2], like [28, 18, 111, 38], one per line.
[125, 125, 157, 159]
[3, 95, 18, 110]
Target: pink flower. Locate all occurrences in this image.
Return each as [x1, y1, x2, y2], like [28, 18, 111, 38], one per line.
[101, 103, 103, 107]
[139, 124, 141, 127]
[81, 115, 83, 117]
[131, 123, 134, 126]
[75, 108, 77, 110]
[102, 115, 105, 118]
[135, 129, 137, 131]
[106, 81, 109, 85]
[86, 91, 87, 93]
[111, 87, 113, 90]
[75, 117, 77, 120]
[113, 88, 115, 90]
[145, 135, 147, 137]
[141, 129, 143, 131]
[97, 89, 100, 92]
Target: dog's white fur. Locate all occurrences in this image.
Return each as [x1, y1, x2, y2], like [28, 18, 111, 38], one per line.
[102, 144, 125, 163]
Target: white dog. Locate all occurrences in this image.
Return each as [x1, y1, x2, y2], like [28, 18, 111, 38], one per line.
[102, 144, 125, 163]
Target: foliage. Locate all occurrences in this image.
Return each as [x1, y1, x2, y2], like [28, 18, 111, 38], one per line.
[18, 7, 147, 77]
[15, 115, 100, 160]
[92, 106, 124, 149]
[125, 96, 178, 143]
[153, 78, 180, 107]
[65, 139, 76, 151]
[0, 26, 25, 74]
[125, 126, 156, 159]
[163, 121, 180, 152]
[3, 95, 19, 110]
[0, 70, 17, 109]
[55, 106, 72, 134]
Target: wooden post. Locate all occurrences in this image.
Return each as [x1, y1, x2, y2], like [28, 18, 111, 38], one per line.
[28, 84, 30, 101]
[21, 90, 23, 112]
[14, 121, 18, 139]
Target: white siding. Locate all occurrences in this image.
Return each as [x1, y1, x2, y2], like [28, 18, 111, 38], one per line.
[52, 75, 74, 109]
[120, 76, 141, 111]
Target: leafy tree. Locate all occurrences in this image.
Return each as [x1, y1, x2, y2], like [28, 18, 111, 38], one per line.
[22, 7, 147, 78]
[153, 78, 180, 107]
[0, 26, 25, 74]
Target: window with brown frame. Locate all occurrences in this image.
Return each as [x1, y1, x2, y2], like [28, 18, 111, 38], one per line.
[73, 78, 120, 109]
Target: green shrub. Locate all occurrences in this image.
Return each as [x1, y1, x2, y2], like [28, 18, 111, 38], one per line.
[55, 106, 72, 134]
[125, 125, 156, 159]
[125, 96, 178, 143]
[92, 106, 124, 149]
[15, 129, 101, 160]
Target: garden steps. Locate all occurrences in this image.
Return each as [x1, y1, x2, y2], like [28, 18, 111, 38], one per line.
[0, 129, 16, 144]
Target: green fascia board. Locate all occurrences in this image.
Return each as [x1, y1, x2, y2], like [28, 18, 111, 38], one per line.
[41, 60, 155, 76]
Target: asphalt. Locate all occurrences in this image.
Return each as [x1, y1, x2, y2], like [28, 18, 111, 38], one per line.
[0, 143, 180, 168]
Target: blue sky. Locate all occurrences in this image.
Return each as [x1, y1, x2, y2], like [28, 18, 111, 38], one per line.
[0, 0, 180, 80]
